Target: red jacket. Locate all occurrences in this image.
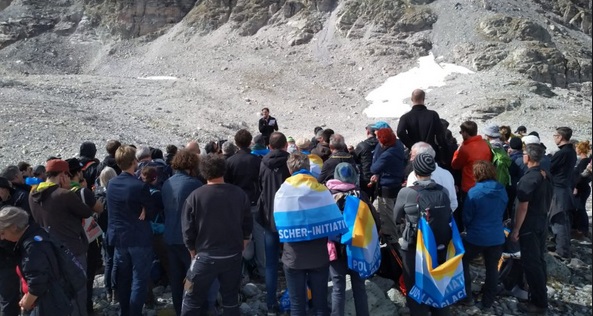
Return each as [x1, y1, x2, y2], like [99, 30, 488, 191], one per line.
[451, 135, 492, 193]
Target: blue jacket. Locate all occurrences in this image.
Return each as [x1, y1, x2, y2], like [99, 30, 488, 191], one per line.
[370, 141, 405, 187]
[161, 171, 203, 245]
[463, 180, 508, 246]
[106, 172, 155, 248]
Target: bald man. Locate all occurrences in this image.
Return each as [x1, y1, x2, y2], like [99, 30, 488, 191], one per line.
[185, 141, 201, 156]
[396, 89, 450, 166]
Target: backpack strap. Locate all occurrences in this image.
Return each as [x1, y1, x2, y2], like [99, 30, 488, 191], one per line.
[81, 160, 97, 171]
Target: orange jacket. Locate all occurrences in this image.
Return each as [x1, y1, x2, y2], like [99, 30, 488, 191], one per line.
[451, 135, 492, 193]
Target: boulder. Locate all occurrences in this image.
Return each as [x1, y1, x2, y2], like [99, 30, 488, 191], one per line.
[544, 252, 572, 281]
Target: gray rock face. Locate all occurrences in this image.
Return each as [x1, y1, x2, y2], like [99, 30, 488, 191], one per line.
[478, 15, 552, 43]
[87, 0, 197, 38]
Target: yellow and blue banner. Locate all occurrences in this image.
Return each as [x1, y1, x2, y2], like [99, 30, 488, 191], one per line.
[408, 217, 466, 308]
[274, 172, 347, 242]
[340, 195, 381, 278]
[308, 154, 323, 178]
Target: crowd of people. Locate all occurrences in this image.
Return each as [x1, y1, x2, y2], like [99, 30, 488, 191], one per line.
[0, 88, 591, 316]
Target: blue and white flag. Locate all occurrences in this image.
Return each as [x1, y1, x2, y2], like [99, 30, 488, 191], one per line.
[274, 172, 347, 242]
[408, 218, 466, 308]
[340, 195, 381, 278]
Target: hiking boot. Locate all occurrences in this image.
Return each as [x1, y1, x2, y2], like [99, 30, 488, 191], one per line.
[518, 302, 548, 315]
[458, 297, 475, 306]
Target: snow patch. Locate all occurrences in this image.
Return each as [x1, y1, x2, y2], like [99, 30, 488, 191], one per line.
[364, 52, 474, 118]
[137, 76, 178, 80]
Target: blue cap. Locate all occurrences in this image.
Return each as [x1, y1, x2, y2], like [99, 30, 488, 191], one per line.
[372, 121, 391, 130]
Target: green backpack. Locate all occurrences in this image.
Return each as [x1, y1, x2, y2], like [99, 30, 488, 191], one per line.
[489, 142, 512, 187]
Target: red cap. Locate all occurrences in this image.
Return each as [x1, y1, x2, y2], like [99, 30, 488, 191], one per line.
[45, 159, 70, 174]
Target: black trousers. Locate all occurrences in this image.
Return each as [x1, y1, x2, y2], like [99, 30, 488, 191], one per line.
[462, 241, 503, 307]
[400, 249, 450, 316]
[0, 265, 20, 316]
[86, 239, 103, 311]
[519, 228, 548, 308]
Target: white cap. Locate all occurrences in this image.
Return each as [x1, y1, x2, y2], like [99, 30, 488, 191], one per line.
[522, 135, 540, 145]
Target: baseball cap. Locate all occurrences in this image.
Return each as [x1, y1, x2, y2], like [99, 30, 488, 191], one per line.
[371, 121, 391, 130]
[522, 135, 540, 145]
[515, 125, 527, 133]
[46, 159, 70, 174]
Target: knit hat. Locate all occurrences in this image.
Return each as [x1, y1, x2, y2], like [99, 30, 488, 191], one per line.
[522, 135, 540, 145]
[413, 153, 436, 176]
[46, 159, 70, 174]
[287, 136, 295, 143]
[484, 124, 501, 138]
[376, 128, 396, 147]
[509, 137, 523, 150]
[79, 141, 97, 159]
[334, 163, 358, 185]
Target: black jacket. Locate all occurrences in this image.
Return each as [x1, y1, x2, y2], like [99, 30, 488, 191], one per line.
[257, 149, 290, 231]
[312, 143, 332, 161]
[396, 104, 448, 162]
[550, 143, 577, 187]
[79, 156, 100, 188]
[354, 137, 379, 183]
[96, 155, 122, 178]
[9, 182, 31, 215]
[317, 151, 357, 184]
[258, 116, 279, 143]
[224, 148, 262, 205]
[16, 224, 72, 316]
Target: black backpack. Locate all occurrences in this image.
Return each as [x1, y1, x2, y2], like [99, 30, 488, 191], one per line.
[407, 182, 452, 252]
[24, 234, 87, 300]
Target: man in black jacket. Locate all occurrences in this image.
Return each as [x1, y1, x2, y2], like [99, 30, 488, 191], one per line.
[396, 89, 449, 166]
[317, 134, 357, 183]
[225, 129, 265, 276]
[354, 125, 379, 200]
[258, 107, 279, 146]
[549, 127, 577, 259]
[79, 141, 101, 189]
[257, 132, 290, 314]
[96, 140, 122, 177]
[1, 165, 31, 214]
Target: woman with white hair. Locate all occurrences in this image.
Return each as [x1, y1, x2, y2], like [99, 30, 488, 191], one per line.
[0, 207, 72, 315]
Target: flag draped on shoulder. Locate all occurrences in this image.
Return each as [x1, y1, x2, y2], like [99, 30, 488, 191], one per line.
[409, 217, 466, 308]
[340, 195, 381, 278]
[274, 172, 347, 242]
[308, 154, 323, 178]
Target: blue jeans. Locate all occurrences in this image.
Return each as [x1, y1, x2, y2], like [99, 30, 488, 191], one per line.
[167, 245, 220, 316]
[114, 247, 153, 316]
[264, 229, 280, 310]
[330, 258, 369, 316]
[181, 254, 241, 316]
[102, 239, 115, 292]
[283, 264, 329, 316]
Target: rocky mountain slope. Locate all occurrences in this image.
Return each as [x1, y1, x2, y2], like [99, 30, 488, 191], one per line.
[0, 0, 591, 161]
[0, 1, 591, 316]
